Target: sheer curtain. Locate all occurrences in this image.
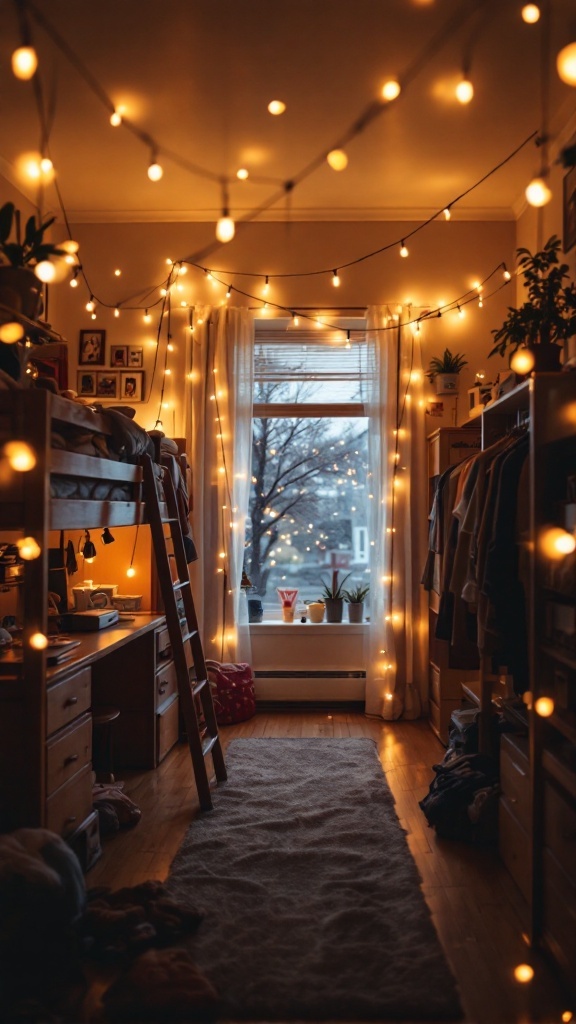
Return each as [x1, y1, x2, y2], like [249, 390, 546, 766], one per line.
[365, 305, 428, 719]
[185, 305, 254, 665]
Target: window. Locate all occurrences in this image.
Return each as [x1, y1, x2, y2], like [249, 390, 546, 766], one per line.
[244, 322, 371, 620]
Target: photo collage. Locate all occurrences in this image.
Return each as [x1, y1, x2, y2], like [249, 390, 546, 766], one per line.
[77, 331, 145, 402]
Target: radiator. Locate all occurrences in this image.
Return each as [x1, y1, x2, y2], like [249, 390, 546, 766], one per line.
[254, 669, 366, 702]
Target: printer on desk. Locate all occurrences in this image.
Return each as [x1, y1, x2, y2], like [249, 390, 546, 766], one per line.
[62, 608, 120, 631]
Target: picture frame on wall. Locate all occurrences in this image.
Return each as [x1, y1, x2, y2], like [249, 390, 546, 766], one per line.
[110, 345, 128, 368]
[79, 329, 106, 365]
[563, 165, 576, 254]
[120, 370, 144, 402]
[77, 370, 97, 397]
[128, 346, 143, 368]
[96, 371, 118, 399]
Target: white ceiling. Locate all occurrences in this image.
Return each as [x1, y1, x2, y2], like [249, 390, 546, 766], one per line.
[0, 0, 575, 226]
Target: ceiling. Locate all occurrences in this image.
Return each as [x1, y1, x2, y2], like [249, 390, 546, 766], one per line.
[0, 0, 575, 227]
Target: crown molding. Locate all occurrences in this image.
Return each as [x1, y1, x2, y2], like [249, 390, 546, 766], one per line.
[62, 204, 517, 225]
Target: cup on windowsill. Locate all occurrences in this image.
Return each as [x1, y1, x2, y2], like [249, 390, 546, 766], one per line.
[282, 605, 295, 623]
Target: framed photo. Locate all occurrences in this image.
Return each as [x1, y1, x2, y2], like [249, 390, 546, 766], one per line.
[120, 371, 144, 402]
[128, 346, 143, 368]
[563, 165, 576, 254]
[79, 329, 106, 365]
[110, 345, 128, 368]
[96, 372, 118, 399]
[77, 370, 96, 397]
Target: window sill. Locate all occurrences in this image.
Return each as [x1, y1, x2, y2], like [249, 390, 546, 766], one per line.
[249, 621, 369, 635]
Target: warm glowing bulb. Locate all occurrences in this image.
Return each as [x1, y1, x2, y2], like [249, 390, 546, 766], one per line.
[12, 46, 38, 80]
[540, 526, 576, 559]
[147, 161, 163, 181]
[17, 536, 41, 560]
[143, 310, 152, 323]
[382, 79, 401, 101]
[39, 157, 53, 175]
[3, 441, 36, 471]
[0, 322, 25, 343]
[69, 277, 78, 288]
[525, 177, 552, 207]
[510, 348, 536, 374]
[236, 167, 249, 180]
[400, 242, 408, 258]
[60, 238, 80, 254]
[443, 207, 451, 221]
[521, 4, 540, 23]
[327, 149, 348, 170]
[292, 315, 300, 326]
[127, 566, 136, 578]
[561, 1012, 573, 1023]
[268, 100, 286, 115]
[332, 271, 340, 287]
[535, 696, 555, 717]
[34, 261, 57, 283]
[110, 109, 122, 126]
[557, 42, 576, 86]
[29, 632, 48, 650]
[216, 215, 235, 243]
[456, 79, 474, 104]
[514, 964, 534, 984]
[91, 312, 97, 320]
[114, 268, 121, 277]
[86, 299, 95, 312]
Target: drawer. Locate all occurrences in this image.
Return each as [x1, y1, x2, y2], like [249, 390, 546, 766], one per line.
[544, 781, 576, 881]
[46, 713, 92, 797]
[430, 663, 441, 706]
[429, 695, 460, 745]
[156, 695, 179, 764]
[46, 762, 93, 838]
[47, 667, 91, 736]
[500, 734, 530, 832]
[155, 625, 172, 663]
[542, 848, 576, 980]
[155, 659, 178, 709]
[499, 796, 530, 903]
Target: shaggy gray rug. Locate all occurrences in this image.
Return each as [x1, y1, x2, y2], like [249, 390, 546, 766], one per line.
[167, 738, 462, 1021]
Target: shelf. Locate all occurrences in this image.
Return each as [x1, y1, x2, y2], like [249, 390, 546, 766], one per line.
[0, 303, 65, 344]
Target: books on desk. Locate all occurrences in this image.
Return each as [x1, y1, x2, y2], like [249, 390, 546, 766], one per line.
[45, 638, 82, 664]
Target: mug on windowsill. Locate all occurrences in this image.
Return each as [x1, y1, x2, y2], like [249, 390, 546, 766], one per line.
[308, 602, 326, 624]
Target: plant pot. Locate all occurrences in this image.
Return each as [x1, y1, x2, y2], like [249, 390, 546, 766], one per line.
[248, 598, 263, 624]
[527, 343, 563, 373]
[324, 598, 343, 623]
[435, 373, 459, 395]
[0, 266, 43, 321]
[347, 602, 364, 623]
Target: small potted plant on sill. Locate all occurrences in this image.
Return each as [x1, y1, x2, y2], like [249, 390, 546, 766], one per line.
[343, 582, 370, 623]
[426, 348, 468, 395]
[489, 235, 576, 373]
[320, 570, 351, 623]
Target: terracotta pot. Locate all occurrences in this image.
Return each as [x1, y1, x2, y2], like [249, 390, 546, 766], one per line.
[527, 343, 562, 372]
[324, 598, 343, 623]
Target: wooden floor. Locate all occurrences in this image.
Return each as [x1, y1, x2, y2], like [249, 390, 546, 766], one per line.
[89, 711, 572, 1024]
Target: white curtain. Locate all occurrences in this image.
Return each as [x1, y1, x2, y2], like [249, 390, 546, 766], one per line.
[365, 305, 429, 719]
[185, 305, 254, 665]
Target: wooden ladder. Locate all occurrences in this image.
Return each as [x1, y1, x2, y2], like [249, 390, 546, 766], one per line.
[142, 454, 227, 810]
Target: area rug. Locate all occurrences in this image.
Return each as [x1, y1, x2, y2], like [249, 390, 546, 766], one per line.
[167, 738, 463, 1021]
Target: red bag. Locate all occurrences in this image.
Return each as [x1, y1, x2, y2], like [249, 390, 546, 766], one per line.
[205, 660, 256, 725]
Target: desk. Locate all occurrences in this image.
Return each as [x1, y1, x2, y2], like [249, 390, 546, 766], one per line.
[0, 614, 179, 836]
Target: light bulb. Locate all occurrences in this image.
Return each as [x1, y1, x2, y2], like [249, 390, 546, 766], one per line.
[332, 270, 340, 287]
[382, 79, 401, 101]
[236, 167, 249, 180]
[456, 79, 474, 104]
[521, 4, 540, 23]
[34, 260, 57, 283]
[503, 266, 511, 281]
[0, 322, 25, 343]
[127, 566, 136, 578]
[216, 215, 235, 243]
[17, 536, 41, 560]
[39, 157, 53, 175]
[557, 42, 576, 86]
[534, 696, 555, 717]
[86, 299, 95, 312]
[91, 312, 97, 320]
[11, 46, 37, 80]
[540, 526, 576, 559]
[292, 314, 299, 326]
[147, 160, 163, 181]
[514, 964, 534, 984]
[114, 268, 121, 276]
[262, 276, 269, 295]
[457, 305, 465, 318]
[510, 348, 535, 374]
[143, 310, 152, 324]
[29, 632, 48, 650]
[268, 99, 286, 115]
[327, 149, 348, 170]
[525, 177, 552, 207]
[400, 241, 409, 258]
[59, 239, 79, 255]
[443, 207, 451, 221]
[69, 277, 78, 288]
[110, 109, 122, 126]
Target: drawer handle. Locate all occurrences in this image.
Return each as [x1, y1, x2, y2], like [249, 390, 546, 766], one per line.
[66, 815, 77, 824]
[510, 760, 526, 778]
[158, 648, 171, 661]
[64, 696, 78, 707]
[158, 684, 167, 695]
[64, 754, 79, 766]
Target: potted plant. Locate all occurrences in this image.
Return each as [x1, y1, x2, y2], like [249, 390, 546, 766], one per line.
[0, 201, 67, 317]
[489, 235, 576, 372]
[426, 348, 468, 394]
[320, 570, 351, 623]
[343, 582, 370, 623]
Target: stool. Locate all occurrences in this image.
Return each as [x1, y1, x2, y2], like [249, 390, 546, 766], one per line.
[92, 705, 120, 784]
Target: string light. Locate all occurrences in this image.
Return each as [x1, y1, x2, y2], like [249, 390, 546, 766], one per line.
[0, 322, 25, 343]
[525, 175, 552, 207]
[16, 536, 41, 560]
[216, 209, 235, 243]
[11, 45, 38, 80]
[510, 348, 535, 374]
[502, 264, 511, 280]
[147, 152, 164, 181]
[114, 306, 120, 317]
[262, 276, 270, 295]
[456, 77, 474, 104]
[557, 42, 576, 86]
[110, 108, 123, 126]
[332, 270, 341, 287]
[267, 99, 286, 115]
[236, 167, 249, 180]
[29, 632, 48, 650]
[382, 79, 401, 100]
[399, 241, 409, 258]
[143, 309, 152, 323]
[443, 207, 451, 220]
[86, 297, 95, 312]
[327, 149, 348, 170]
[3, 441, 37, 472]
[521, 4, 540, 24]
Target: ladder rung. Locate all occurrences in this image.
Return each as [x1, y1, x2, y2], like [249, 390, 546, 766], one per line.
[182, 630, 197, 644]
[160, 516, 179, 525]
[202, 734, 219, 757]
[173, 580, 190, 592]
[193, 677, 208, 696]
